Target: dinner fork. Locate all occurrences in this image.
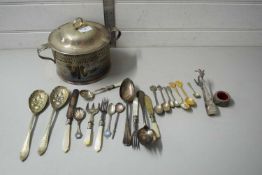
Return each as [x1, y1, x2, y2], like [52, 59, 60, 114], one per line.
[94, 99, 108, 152]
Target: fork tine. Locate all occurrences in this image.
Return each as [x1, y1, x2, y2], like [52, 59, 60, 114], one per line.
[91, 103, 95, 109]
[86, 103, 89, 111]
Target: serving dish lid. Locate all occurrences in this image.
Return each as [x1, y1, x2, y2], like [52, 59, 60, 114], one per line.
[48, 17, 110, 55]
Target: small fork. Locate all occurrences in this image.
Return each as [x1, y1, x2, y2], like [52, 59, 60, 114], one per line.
[84, 103, 99, 146]
[94, 98, 109, 152]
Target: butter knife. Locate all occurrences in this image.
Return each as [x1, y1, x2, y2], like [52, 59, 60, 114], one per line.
[62, 89, 79, 153]
[145, 95, 161, 139]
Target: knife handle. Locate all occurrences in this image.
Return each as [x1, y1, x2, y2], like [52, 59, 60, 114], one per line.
[66, 89, 79, 123]
[150, 115, 161, 139]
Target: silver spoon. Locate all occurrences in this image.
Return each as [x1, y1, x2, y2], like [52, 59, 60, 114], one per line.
[112, 103, 125, 139]
[104, 103, 116, 138]
[163, 87, 175, 108]
[137, 90, 157, 146]
[187, 82, 201, 98]
[80, 83, 121, 101]
[166, 86, 180, 107]
[150, 85, 164, 115]
[157, 85, 171, 112]
[74, 107, 86, 139]
[20, 90, 49, 161]
[120, 78, 136, 146]
[38, 86, 70, 156]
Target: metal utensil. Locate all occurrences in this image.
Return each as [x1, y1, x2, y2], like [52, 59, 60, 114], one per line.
[163, 87, 175, 108]
[38, 86, 70, 156]
[157, 85, 171, 112]
[20, 90, 49, 161]
[74, 107, 86, 139]
[94, 99, 109, 152]
[84, 103, 99, 146]
[137, 91, 157, 146]
[112, 103, 125, 139]
[175, 80, 197, 107]
[120, 78, 135, 146]
[169, 83, 191, 110]
[80, 83, 121, 101]
[145, 95, 161, 139]
[104, 103, 116, 138]
[150, 85, 164, 115]
[187, 82, 201, 98]
[62, 89, 79, 153]
[131, 97, 140, 149]
[195, 69, 218, 116]
[166, 86, 180, 107]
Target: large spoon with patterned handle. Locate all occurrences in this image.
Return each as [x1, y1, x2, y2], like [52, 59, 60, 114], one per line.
[20, 90, 49, 161]
[38, 86, 70, 156]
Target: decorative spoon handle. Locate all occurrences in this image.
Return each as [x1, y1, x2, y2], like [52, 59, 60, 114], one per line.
[38, 109, 55, 155]
[20, 114, 35, 161]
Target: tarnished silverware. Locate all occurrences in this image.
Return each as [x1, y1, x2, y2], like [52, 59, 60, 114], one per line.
[120, 78, 135, 146]
[80, 82, 121, 101]
[112, 103, 125, 139]
[187, 82, 201, 98]
[74, 107, 86, 139]
[157, 85, 171, 112]
[63, 89, 79, 153]
[145, 95, 161, 139]
[94, 98, 109, 152]
[163, 87, 175, 108]
[166, 86, 180, 107]
[175, 80, 197, 107]
[104, 103, 116, 138]
[20, 90, 49, 161]
[84, 103, 99, 146]
[169, 83, 191, 110]
[150, 85, 164, 115]
[38, 86, 70, 156]
[137, 91, 157, 146]
[195, 69, 218, 116]
[131, 97, 140, 149]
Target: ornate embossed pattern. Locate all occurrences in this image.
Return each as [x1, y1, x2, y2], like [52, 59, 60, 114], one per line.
[29, 90, 48, 114]
[52, 45, 110, 84]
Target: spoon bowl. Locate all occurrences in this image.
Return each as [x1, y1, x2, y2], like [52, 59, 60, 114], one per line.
[120, 78, 136, 103]
[50, 86, 70, 110]
[115, 103, 125, 113]
[104, 103, 116, 138]
[154, 105, 164, 115]
[185, 97, 197, 106]
[80, 90, 95, 101]
[29, 90, 49, 115]
[137, 124, 157, 146]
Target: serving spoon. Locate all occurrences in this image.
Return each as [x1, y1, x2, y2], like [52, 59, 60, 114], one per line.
[38, 86, 70, 156]
[137, 90, 157, 146]
[120, 78, 136, 146]
[20, 90, 49, 161]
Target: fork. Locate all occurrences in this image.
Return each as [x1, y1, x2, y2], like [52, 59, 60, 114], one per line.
[131, 97, 140, 149]
[84, 103, 99, 146]
[94, 98, 108, 152]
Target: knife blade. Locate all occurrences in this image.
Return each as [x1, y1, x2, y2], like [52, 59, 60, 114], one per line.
[145, 95, 161, 139]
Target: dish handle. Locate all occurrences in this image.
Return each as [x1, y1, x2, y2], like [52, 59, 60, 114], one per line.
[37, 43, 56, 63]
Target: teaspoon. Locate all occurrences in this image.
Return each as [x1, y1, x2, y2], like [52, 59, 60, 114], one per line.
[104, 103, 116, 138]
[187, 82, 201, 98]
[157, 85, 171, 112]
[169, 83, 191, 110]
[150, 85, 164, 115]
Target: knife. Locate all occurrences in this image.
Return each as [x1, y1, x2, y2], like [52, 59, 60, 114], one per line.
[145, 95, 161, 139]
[62, 89, 79, 153]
